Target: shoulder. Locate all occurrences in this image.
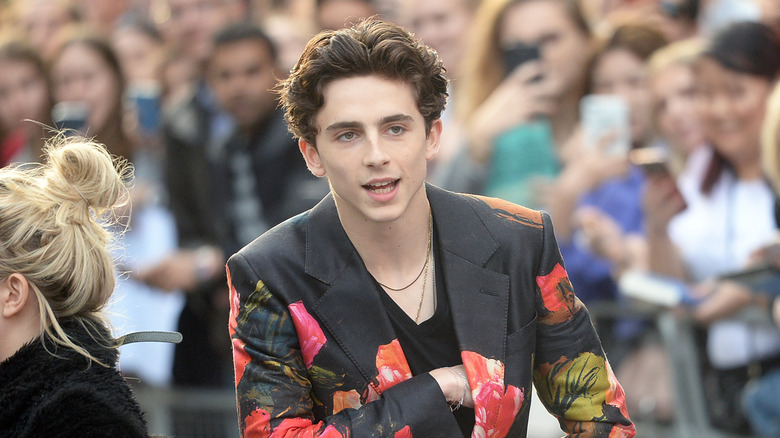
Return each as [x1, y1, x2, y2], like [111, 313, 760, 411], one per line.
[229, 209, 310, 274]
[466, 193, 545, 230]
[26, 380, 147, 437]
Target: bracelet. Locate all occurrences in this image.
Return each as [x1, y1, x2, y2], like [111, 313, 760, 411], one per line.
[447, 368, 469, 412]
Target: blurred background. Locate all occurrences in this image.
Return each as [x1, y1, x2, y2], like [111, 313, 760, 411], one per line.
[3, 0, 780, 436]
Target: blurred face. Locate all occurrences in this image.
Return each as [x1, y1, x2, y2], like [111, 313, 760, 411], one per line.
[208, 39, 277, 131]
[52, 44, 120, 134]
[695, 57, 773, 165]
[112, 28, 164, 85]
[404, 0, 473, 78]
[316, 0, 375, 30]
[19, 0, 75, 56]
[161, 0, 240, 64]
[591, 48, 654, 145]
[500, 0, 590, 100]
[0, 60, 49, 136]
[651, 63, 703, 154]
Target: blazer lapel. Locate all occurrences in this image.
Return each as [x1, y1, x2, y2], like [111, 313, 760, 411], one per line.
[428, 185, 510, 364]
[305, 196, 409, 394]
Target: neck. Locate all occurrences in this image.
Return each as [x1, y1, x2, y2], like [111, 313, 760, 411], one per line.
[337, 189, 432, 281]
[550, 90, 581, 147]
[735, 158, 764, 181]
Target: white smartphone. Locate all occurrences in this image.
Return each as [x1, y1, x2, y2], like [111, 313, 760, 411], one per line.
[580, 94, 630, 156]
[52, 101, 89, 135]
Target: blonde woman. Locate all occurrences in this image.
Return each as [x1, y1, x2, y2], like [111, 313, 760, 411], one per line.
[0, 137, 147, 436]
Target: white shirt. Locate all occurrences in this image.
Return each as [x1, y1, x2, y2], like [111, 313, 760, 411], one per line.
[669, 146, 780, 368]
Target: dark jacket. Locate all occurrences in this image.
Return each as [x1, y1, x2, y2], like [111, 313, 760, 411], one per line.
[227, 185, 635, 437]
[0, 319, 147, 437]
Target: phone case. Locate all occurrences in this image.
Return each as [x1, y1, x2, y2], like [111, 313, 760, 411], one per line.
[580, 95, 630, 156]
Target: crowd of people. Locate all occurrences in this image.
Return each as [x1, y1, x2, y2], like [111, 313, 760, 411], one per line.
[2, 0, 780, 436]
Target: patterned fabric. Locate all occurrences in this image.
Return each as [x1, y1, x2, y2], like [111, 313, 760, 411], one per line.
[227, 185, 635, 437]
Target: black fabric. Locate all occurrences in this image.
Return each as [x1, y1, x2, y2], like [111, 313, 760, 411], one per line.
[377, 235, 476, 437]
[0, 319, 147, 437]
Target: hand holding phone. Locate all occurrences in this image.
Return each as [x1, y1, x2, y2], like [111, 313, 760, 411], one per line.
[580, 95, 630, 156]
[501, 42, 543, 82]
[632, 146, 688, 223]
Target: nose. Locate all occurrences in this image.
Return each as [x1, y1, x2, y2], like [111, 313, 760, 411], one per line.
[363, 134, 390, 167]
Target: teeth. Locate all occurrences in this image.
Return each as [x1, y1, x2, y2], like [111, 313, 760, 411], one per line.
[365, 180, 396, 193]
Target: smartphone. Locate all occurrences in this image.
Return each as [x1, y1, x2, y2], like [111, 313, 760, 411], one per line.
[629, 146, 671, 175]
[501, 42, 542, 81]
[126, 83, 162, 134]
[629, 146, 688, 211]
[52, 101, 89, 135]
[580, 94, 630, 156]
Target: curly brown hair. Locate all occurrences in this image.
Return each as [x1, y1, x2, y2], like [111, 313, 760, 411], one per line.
[278, 18, 449, 145]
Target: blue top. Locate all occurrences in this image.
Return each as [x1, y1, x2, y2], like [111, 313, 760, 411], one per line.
[559, 166, 646, 305]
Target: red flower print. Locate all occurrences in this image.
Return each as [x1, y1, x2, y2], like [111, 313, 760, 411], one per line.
[228, 266, 239, 334]
[605, 360, 632, 422]
[536, 263, 569, 312]
[375, 339, 413, 393]
[333, 389, 362, 414]
[536, 263, 579, 324]
[233, 337, 250, 385]
[288, 301, 327, 369]
[245, 408, 271, 436]
[394, 425, 412, 438]
[270, 418, 344, 438]
[462, 351, 524, 438]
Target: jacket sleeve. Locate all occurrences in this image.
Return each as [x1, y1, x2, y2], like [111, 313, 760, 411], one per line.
[227, 252, 458, 438]
[532, 212, 636, 438]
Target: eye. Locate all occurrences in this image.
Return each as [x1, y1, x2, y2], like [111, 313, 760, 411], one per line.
[338, 131, 356, 141]
[388, 125, 405, 135]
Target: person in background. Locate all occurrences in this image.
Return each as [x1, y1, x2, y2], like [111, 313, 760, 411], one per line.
[646, 37, 706, 173]
[228, 17, 634, 437]
[314, 0, 376, 31]
[155, 0, 244, 387]
[206, 21, 328, 258]
[111, 17, 167, 191]
[0, 40, 53, 167]
[643, 21, 780, 434]
[50, 30, 133, 161]
[441, 0, 593, 207]
[399, 0, 478, 184]
[545, 23, 667, 305]
[8, 0, 80, 59]
[50, 31, 186, 387]
[75, 0, 133, 37]
[0, 136, 146, 436]
[742, 79, 780, 438]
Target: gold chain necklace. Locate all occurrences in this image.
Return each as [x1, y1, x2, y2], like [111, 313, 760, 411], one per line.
[376, 212, 433, 292]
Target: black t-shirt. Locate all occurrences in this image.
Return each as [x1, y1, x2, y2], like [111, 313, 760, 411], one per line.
[375, 233, 475, 436]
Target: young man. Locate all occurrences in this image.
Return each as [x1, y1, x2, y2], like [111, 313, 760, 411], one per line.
[227, 19, 635, 438]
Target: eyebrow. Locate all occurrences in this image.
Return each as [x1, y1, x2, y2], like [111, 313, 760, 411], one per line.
[323, 114, 415, 133]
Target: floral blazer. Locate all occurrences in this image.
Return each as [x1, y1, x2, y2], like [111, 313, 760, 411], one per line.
[227, 185, 635, 438]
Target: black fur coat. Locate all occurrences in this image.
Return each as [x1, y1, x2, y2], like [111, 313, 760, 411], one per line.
[0, 319, 147, 437]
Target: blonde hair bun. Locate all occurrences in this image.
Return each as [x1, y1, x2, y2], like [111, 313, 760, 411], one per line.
[0, 134, 132, 364]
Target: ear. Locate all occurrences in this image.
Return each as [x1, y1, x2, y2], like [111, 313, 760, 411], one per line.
[299, 138, 327, 177]
[425, 118, 443, 161]
[1, 273, 31, 319]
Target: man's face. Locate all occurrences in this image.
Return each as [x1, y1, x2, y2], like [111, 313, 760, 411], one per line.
[299, 75, 441, 224]
[209, 39, 277, 131]
[160, 0, 240, 64]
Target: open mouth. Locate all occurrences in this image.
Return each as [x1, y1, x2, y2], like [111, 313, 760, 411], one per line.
[363, 179, 399, 194]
